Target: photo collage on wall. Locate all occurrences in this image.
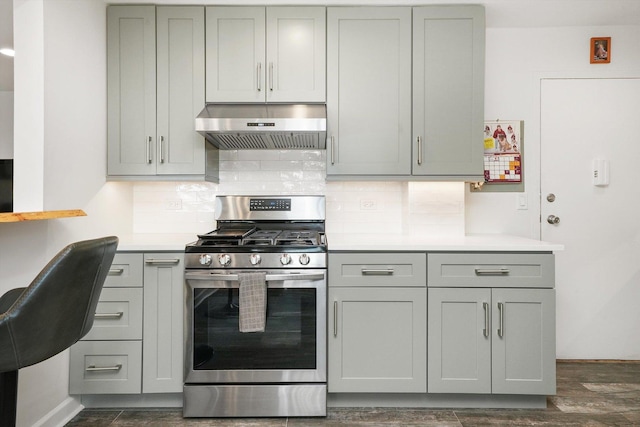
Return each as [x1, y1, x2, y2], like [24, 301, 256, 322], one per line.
[483, 121, 522, 183]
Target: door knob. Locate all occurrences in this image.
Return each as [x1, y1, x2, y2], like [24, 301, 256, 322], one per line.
[547, 215, 560, 225]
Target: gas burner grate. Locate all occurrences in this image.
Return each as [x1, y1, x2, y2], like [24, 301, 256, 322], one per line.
[275, 230, 321, 246]
[241, 230, 282, 246]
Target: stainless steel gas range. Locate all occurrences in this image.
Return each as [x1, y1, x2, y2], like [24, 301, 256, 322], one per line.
[183, 195, 327, 418]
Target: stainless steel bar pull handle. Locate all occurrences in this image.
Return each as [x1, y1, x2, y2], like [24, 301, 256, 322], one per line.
[497, 302, 504, 338]
[146, 136, 153, 164]
[333, 301, 338, 337]
[108, 268, 124, 275]
[330, 136, 335, 165]
[95, 312, 124, 319]
[145, 258, 180, 265]
[185, 272, 324, 283]
[86, 364, 122, 372]
[257, 62, 262, 91]
[417, 136, 423, 165]
[269, 62, 274, 91]
[159, 136, 165, 163]
[483, 302, 489, 337]
[361, 268, 394, 276]
[475, 268, 510, 275]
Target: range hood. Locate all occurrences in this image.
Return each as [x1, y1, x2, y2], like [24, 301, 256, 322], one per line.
[195, 104, 326, 150]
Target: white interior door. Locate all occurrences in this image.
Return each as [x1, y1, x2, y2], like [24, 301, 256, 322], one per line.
[541, 78, 640, 359]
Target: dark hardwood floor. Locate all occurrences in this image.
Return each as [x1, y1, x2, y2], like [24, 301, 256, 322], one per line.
[66, 361, 640, 426]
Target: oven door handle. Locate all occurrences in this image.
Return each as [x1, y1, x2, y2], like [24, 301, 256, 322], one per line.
[185, 272, 325, 283]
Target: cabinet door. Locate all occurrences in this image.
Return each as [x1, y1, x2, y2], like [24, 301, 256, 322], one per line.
[326, 7, 412, 176]
[142, 253, 184, 393]
[412, 6, 485, 178]
[206, 7, 266, 102]
[266, 7, 326, 103]
[328, 287, 426, 393]
[156, 7, 205, 175]
[107, 6, 156, 176]
[492, 288, 556, 395]
[428, 288, 491, 393]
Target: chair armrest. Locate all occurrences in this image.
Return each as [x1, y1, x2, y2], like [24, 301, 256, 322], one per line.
[0, 288, 27, 314]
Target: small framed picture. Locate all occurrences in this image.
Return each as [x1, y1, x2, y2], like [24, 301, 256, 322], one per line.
[590, 37, 610, 64]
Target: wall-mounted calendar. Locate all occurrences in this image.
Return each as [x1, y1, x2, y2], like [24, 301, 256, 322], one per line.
[475, 120, 524, 193]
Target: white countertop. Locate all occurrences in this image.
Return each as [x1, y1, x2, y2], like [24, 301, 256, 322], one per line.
[327, 233, 564, 252]
[116, 233, 197, 251]
[114, 232, 563, 252]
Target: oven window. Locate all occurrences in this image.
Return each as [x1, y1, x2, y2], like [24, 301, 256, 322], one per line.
[192, 288, 317, 370]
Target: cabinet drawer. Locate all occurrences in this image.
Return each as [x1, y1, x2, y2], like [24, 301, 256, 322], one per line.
[428, 253, 554, 288]
[69, 341, 142, 394]
[105, 253, 143, 287]
[83, 288, 143, 341]
[329, 253, 426, 287]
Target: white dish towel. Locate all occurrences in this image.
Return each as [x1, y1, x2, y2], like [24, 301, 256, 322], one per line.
[238, 272, 267, 333]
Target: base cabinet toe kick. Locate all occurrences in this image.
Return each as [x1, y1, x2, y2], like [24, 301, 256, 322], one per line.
[327, 251, 556, 409]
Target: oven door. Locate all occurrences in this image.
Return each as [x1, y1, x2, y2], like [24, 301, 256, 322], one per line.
[184, 269, 326, 384]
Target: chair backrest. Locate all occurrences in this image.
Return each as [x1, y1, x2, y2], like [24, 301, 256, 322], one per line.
[0, 236, 118, 372]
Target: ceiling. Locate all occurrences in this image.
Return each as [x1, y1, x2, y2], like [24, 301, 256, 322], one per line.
[1, 0, 640, 93]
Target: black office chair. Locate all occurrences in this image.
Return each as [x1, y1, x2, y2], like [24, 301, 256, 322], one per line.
[0, 236, 118, 426]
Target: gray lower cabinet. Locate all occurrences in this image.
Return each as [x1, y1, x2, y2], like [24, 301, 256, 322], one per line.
[328, 253, 427, 393]
[107, 6, 205, 178]
[69, 252, 184, 395]
[427, 252, 556, 396]
[428, 287, 556, 395]
[328, 250, 556, 400]
[142, 253, 184, 393]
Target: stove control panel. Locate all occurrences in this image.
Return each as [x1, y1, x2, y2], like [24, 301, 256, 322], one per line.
[249, 198, 291, 211]
[186, 252, 326, 269]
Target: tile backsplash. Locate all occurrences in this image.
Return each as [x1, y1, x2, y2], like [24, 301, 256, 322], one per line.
[133, 150, 465, 236]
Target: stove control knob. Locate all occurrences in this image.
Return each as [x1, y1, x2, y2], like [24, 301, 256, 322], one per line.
[199, 254, 212, 266]
[250, 253, 262, 266]
[218, 254, 231, 267]
[280, 253, 292, 265]
[299, 253, 310, 266]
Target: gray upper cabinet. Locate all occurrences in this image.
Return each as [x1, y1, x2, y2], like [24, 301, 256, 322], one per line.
[326, 7, 412, 176]
[206, 6, 326, 103]
[326, 6, 484, 180]
[412, 6, 485, 178]
[107, 6, 205, 178]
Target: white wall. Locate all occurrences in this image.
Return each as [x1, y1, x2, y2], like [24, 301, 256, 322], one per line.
[2, 1, 133, 426]
[466, 24, 640, 239]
